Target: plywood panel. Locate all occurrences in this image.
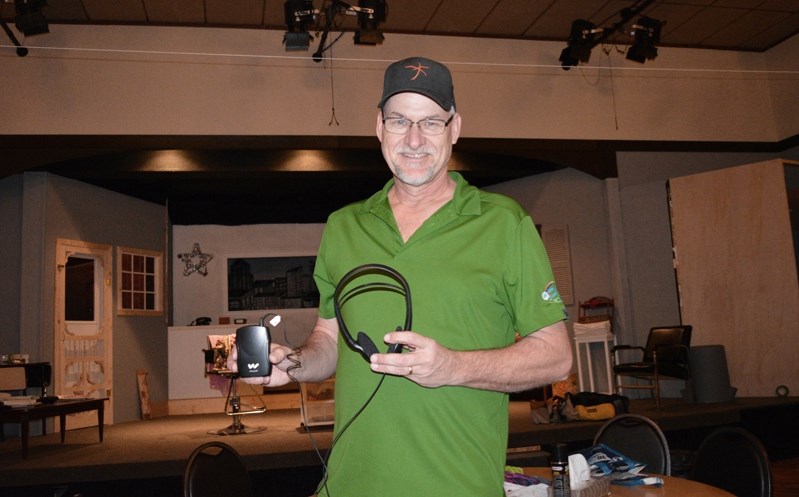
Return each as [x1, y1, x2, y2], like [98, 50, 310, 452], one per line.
[668, 159, 799, 397]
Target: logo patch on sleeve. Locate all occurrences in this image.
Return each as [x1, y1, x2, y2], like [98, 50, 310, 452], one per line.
[541, 281, 563, 304]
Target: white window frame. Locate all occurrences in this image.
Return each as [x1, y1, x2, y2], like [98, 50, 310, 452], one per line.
[117, 246, 164, 316]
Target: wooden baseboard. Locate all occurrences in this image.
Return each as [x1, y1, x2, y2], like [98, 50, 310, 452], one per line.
[148, 400, 170, 418]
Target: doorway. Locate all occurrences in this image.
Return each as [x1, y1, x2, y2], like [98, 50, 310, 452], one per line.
[54, 238, 114, 428]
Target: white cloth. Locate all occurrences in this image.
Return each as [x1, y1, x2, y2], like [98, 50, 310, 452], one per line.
[569, 453, 591, 489]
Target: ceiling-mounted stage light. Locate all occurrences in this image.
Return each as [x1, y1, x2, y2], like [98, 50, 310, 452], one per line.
[283, 0, 317, 51]
[626, 16, 662, 63]
[353, 0, 387, 45]
[311, 0, 388, 62]
[559, 19, 602, 70]
[556, 0, 661, 69]
[14, 0, 49, 37]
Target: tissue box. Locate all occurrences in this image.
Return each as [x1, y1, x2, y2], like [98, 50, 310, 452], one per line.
[546, 477, 610, 497]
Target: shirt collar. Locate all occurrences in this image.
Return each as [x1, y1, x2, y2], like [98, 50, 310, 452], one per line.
[360, 171, 481, 217]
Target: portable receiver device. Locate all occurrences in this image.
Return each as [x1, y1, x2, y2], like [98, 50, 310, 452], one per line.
[235, 323, 272, 378]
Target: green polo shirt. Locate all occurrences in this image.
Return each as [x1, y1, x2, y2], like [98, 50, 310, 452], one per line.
[313, 172, 565, 497]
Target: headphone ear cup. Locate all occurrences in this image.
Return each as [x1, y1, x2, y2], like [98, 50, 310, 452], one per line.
[356, 332, 380, 359]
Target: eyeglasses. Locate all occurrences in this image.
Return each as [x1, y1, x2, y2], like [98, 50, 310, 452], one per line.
[382, 115, 454, 136]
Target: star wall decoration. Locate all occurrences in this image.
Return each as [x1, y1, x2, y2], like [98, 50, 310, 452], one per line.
[178, 243, 214, 276]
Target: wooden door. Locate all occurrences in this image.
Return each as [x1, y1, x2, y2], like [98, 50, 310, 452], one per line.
[54, 239, 114, 428]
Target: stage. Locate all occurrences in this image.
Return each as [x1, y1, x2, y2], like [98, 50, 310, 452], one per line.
[1, 396, 797, 497]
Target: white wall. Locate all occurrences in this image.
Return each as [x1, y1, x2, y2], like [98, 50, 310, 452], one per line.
[171, 223, 324, 328]
[766, 33, 799, 140]
[0, 25, 794, 142]
[487, 168, 613, 318]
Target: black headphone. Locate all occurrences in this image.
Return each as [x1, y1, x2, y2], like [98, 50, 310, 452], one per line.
[333, 263, 412, 362]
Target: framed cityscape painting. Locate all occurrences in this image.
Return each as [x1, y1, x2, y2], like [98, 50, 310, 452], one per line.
[226, 256, 319, 312]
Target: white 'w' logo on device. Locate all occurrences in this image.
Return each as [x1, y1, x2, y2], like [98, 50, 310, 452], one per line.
[247, 363, 259, 370]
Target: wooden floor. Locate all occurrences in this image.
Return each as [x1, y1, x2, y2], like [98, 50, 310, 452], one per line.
[773, 457, 799, 497]
[0, 396, 797, 497]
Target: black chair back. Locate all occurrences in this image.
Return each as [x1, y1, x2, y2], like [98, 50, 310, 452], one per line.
[183, 441, 254, 497]
[690, 426, 772, 497]
[643, 326, 692, 363]
[593, 413, 671, 475]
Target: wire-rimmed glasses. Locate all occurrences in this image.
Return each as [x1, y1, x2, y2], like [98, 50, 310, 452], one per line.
[382, 115, 454, 135]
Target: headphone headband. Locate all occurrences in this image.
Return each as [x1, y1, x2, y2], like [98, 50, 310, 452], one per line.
[333, 263, 412, 361]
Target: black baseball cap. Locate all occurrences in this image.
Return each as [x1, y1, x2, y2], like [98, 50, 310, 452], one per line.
[378, 57, 456, 111]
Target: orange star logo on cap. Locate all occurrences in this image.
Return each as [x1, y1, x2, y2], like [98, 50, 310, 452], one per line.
[405, 63, 430, 80]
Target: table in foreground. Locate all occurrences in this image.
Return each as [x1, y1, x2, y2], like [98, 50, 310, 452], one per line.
[0, 397, 107, 459]
[522, 467, 736, 497]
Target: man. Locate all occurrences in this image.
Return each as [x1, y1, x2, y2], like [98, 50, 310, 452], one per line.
[231, 56, 572, 497]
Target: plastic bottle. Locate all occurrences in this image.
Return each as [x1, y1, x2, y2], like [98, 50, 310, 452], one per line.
[550, 442, 571, 497]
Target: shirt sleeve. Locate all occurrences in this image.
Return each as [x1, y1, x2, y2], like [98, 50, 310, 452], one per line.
[506, 215, 567, 337]
[313, 223, 337, 320]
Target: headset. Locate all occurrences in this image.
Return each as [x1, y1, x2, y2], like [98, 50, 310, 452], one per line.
[333, 263, 412, 361]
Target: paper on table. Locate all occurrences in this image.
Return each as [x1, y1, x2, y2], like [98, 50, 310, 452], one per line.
[578, 444, 645, 479]
[504, 481, 549, 497]
[1, 395, 38, 407]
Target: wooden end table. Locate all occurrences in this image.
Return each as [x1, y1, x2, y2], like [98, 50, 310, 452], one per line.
[0, 397, 107, 459]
